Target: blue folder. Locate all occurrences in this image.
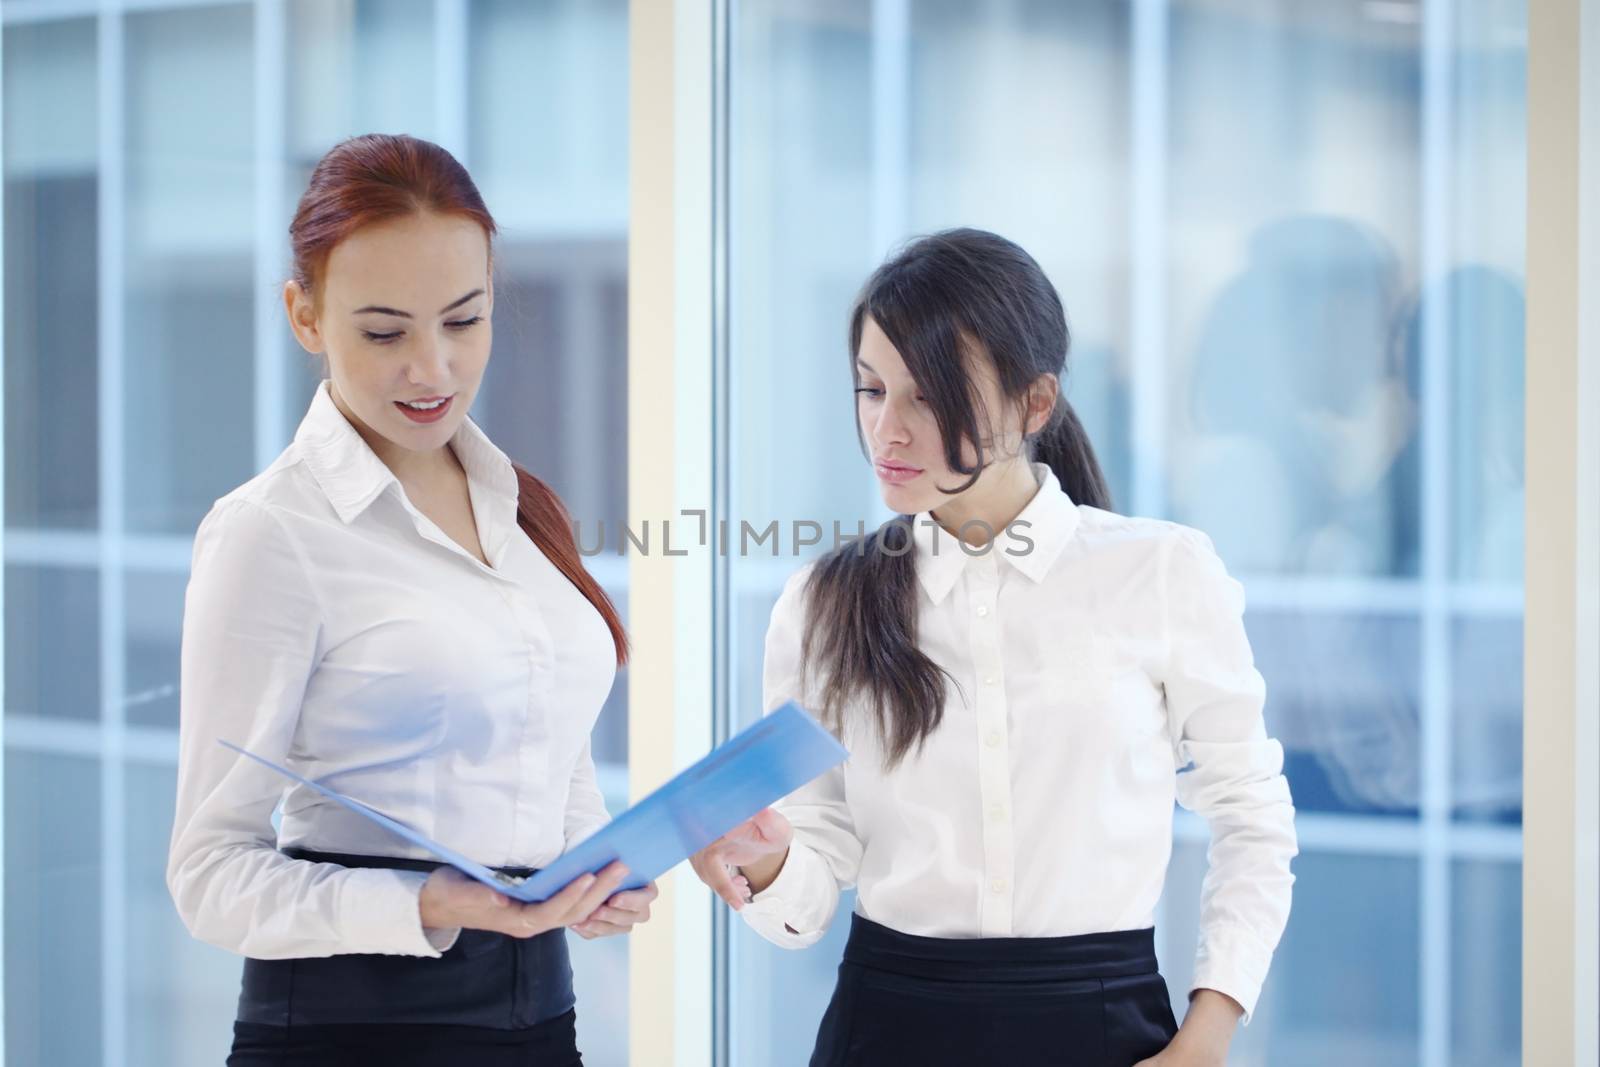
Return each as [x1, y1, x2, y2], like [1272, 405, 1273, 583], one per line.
[220, 701, 848, 902]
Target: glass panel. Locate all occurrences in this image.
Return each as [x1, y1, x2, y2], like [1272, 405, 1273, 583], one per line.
[1449, 0, 1526, 585]
[287, 0, 437, 163]
[729, 890, 855, 1067]
[123, 4, 256, 536]
[4, 564, 100, 722]
[1452, 615, 1522, 823]
[125, 763, 242, 1066]
[125, 569, 186, 729]
[5, 751, 102, 1066]
[1167, 4, 1421, 578]
[1250, 609, 1421, 818]
[1451, 858, 1520, 1065]
[3, 17, 100, 530]
[468, 0, 629, 236]
[1160, 843, 1420, 1066]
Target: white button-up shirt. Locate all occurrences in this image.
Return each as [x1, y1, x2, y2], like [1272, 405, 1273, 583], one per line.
[741, 465, 1297, 1021]
[167, 382, 617, 960]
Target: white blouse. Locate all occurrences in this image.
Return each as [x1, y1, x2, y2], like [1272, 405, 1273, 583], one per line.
[167, 382, 617, 960]
[740, 465, 1298, 1022]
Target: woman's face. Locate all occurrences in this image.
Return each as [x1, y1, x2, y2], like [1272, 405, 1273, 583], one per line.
[285, 210, 493, 458]
[855, 315, 1039, 519]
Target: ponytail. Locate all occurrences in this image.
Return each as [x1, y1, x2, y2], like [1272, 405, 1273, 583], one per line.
[1032, 396, 1111, 510]
[513, 465, 629, 667]
[800, 520, 953, 769]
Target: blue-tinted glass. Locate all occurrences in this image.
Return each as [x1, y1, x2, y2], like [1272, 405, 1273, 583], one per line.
[123, 5, 256, 535]
[1451, 858, 1520, 1065]
[1161, 842, 1420, 1066]
[3, 18, 100, 530]
[5, 564, 100, 722]
[125, 569, 185, 729]
[1249, 609, 1422, 818]
[1453, 615, 1522, 824]
[5, 750, 102, 1066]
[125, 762, 242, 1066]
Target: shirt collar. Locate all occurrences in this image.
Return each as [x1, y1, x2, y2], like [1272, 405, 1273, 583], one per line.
[911, 463, 1082, 605]
[294, 381, 520, 531]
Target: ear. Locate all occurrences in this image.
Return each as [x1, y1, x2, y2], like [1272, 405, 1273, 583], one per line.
[283, 280, 325, 355]
[1024, 373, 1060, 436]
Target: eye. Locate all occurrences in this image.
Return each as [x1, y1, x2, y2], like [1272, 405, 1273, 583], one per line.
[445, 315, 484, 331]
[361, 330, 403, 344]
[854, 386, 884, 399]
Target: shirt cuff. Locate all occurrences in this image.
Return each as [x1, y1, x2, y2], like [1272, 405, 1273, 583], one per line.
[1189, 926, 1276, 1025]
[337, 867, 455, 957]
[739, 843, 835, 949]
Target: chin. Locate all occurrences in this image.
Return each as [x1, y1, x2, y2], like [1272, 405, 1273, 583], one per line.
[878, 483, 933, 516]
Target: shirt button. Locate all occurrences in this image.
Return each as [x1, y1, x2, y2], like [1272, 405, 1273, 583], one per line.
[985, 730, 1002, 748]
[976, 605, 990, 617]
[989, 805, 1007, 822]
[983, 676, 996, 686]
[990, 878, 1007, 894]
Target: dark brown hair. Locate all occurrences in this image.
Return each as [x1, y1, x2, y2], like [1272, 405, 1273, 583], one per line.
[803, 228, 1107, 765]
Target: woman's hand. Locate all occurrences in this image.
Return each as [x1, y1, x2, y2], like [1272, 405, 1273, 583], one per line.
[570, 881, 660, 939]
[418, 861, 630, 939]
[689, 807, 793, 909]
[1132, 989, 1241, 1067]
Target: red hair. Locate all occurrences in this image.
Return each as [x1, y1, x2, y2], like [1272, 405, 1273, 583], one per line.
[515, 469, 630, 667]
[292, 133, 628, 666]
[290, 133, 498, 300]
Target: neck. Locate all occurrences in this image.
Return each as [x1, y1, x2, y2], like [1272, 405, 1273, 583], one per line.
[931, 458, 1041, 545]
[329, 381, 457, 484]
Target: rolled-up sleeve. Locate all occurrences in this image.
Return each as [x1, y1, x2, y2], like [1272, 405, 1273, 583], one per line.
[166, 498, 456, 959]
[1160, 528, 1298, 1023]
[739, 566, 863, 949]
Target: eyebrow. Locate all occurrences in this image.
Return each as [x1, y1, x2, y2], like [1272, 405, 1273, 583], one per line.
[353, 289, 486, 318]
[855, 358, 877, 374]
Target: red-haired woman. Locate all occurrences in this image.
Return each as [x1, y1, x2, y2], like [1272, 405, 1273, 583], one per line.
[167, 134, 653, 1066]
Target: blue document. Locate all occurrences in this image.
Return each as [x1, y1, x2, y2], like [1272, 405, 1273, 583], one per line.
[220, 701, 848, 902]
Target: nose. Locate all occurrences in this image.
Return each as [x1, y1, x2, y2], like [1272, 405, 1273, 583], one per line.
[871, 395, 912, 448]
[405, 337, 449, 387]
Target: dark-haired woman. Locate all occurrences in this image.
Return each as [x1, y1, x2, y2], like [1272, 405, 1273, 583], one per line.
[167, 134, 655, 1066]
[691, 229, 1297, 1067]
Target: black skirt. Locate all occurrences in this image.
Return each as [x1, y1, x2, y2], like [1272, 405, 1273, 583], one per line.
[227, 849, 581, 1066]
[810, 915, 1179, 1067]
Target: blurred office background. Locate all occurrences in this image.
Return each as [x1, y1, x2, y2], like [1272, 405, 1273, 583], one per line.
[2, 1, 1523, 1065]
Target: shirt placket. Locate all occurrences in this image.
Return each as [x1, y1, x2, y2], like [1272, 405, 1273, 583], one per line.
[967, 549, 1015, 936]
[500, 575, 555, 864]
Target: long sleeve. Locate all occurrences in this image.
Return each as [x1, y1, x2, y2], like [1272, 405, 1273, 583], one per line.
[166, 498, 456, 959]
[1160, 528, 1298, 1023]
[739, 567, 863, 949]
[563, 738, 613, 848]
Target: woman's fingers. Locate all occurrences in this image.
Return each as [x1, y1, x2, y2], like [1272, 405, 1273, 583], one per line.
[702, 859, 747, 910]
[583, 899, 654, 926]
[605, 883, 659, 913]
[508, 873, 597, 935]
[561, 862, 630, 925]
[571, 918, 631, 939]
